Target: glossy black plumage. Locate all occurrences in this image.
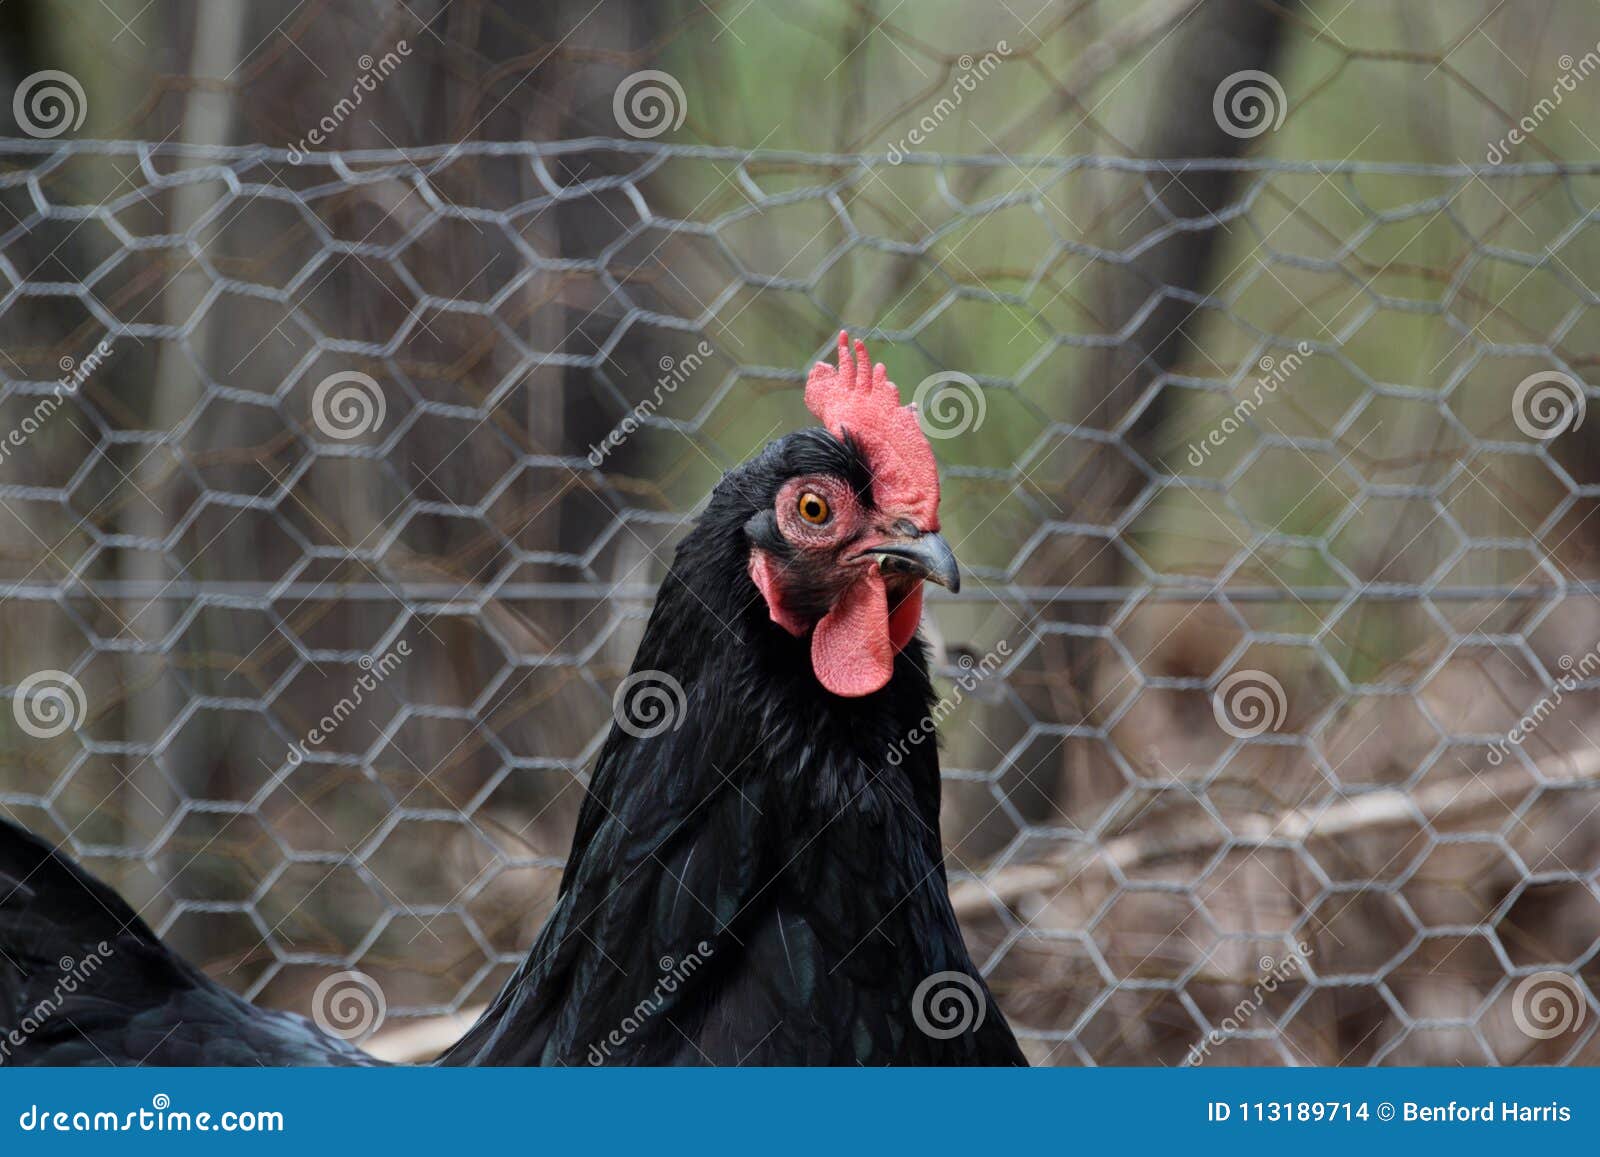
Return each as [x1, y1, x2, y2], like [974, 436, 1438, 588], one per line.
[0, 426, 1024, 1066]
[444, 429, 1025, 1065]
[0, 816, 374, 1066]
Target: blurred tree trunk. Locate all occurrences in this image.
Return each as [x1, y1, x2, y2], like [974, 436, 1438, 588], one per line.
[131, 0, 251, 889]
[1, 0, 152, 855]
[35, 0, 670, 988]
[1024, 0, 1295, 813]
[0, 4, 45, 95]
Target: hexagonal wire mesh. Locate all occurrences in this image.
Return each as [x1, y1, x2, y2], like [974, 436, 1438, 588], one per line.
[2, 138, 1599, 1066]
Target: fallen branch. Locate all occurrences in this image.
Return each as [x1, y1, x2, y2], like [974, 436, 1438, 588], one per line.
[950, 748, 1600, 921]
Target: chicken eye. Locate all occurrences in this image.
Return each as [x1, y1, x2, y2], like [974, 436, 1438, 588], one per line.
[797, 491, 831, 525]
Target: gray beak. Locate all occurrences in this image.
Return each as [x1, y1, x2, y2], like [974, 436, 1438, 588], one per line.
[858, 531, 961, 593]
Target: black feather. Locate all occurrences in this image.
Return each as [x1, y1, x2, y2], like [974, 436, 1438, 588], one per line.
[443, 428, 1025, 1065]
[0, 425, 1024, 1066]
[0, 817, 374, 1066]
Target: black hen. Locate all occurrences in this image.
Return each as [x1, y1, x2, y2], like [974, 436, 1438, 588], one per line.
[1, 333, 1024, 1066]
[0, 818, 373, 1065]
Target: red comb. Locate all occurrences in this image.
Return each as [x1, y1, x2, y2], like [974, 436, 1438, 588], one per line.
[804, 331, 940, 529]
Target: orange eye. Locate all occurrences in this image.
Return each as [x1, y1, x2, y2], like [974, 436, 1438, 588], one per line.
[797, 491, 830, 524]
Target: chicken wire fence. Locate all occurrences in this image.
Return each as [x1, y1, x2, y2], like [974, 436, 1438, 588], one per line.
[2, 137, 1600, 1067]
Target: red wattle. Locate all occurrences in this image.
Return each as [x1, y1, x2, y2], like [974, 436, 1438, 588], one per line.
[812, 569, 894, 697]
[887, 584, 923, 652]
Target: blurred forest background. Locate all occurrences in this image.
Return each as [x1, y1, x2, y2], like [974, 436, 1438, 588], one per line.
[3, 0, 1600, 1065]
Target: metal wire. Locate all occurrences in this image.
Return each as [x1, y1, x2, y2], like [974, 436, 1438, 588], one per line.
[1, 139, 1597, 1067]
